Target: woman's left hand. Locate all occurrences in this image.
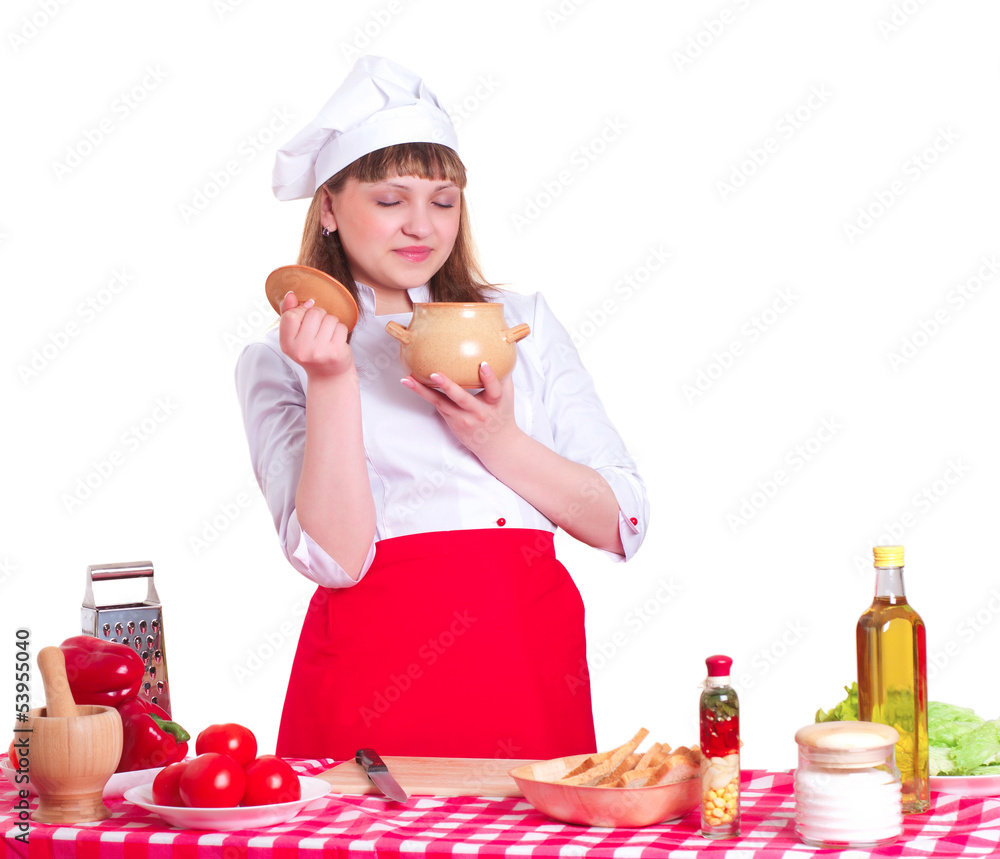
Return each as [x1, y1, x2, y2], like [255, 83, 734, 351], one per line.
[400, 362, 520, 459]
[403, 362, 625, 556]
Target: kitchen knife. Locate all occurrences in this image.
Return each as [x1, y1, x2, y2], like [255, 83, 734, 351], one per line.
[356, 748, 408, 803]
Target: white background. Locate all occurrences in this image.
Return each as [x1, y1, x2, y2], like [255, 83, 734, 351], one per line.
[3, 0, 999, 772]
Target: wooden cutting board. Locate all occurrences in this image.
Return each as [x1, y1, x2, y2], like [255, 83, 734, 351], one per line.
[317, 756, 536, 797]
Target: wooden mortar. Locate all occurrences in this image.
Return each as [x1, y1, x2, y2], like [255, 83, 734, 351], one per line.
[27, 646, 123, 823]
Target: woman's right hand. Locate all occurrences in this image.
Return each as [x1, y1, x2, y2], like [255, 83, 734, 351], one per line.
[278, 291, 354, 378]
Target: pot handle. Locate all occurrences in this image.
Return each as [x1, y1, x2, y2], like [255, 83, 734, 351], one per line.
[503, 323, 530, 344]
[385, 321, 413, 344]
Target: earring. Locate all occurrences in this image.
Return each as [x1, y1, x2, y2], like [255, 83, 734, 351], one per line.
[322, 227, 330, 237]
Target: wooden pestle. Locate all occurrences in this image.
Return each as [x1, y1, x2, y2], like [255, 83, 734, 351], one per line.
[37, 646, 79, 718]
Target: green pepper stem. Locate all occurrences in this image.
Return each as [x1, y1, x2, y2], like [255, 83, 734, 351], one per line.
[150, 714, 191, 744]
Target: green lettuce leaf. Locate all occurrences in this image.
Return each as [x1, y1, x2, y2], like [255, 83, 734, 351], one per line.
[929, 745, 957, 776]
[949, 720, 1000, 775]
[816, 687, 1000, 777]
[815, 683, 859, 723]
[928, 701, 984, 747]
[969, 763, 1000, 776]
[928, 700, 981, 723]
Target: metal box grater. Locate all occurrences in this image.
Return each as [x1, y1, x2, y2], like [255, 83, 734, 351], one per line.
[81, 560, 172, 716]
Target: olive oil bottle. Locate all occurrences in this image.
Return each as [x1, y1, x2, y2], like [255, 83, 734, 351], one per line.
[856, 545, 929, 813]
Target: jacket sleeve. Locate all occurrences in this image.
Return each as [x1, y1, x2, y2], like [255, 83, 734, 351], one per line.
[234, 339, 375, 588]
[528, 292, 649, 562]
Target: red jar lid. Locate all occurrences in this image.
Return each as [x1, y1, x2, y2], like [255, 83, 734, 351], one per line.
[705, 654, 733, 676]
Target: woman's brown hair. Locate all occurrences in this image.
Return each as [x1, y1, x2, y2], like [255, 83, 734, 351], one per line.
[298, 143, 494, 319]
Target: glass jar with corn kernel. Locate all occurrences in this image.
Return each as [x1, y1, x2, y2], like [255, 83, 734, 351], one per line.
[699, 654, 741, 839]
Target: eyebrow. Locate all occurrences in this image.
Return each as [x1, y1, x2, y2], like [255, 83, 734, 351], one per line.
[375, 180, 458, 192]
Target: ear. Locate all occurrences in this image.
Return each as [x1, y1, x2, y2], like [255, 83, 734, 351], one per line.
[319, 187, 338, 233]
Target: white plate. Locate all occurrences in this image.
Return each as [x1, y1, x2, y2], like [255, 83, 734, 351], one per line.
[124, 776, 332, 830]
[930, 773, 1000, 797]
[1, 757, 161, 798]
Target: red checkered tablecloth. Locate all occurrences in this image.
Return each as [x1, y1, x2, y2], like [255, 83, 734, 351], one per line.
[3, 763, 999, 859]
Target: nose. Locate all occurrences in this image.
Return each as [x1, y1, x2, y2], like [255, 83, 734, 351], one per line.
[402, 202, 433, 239]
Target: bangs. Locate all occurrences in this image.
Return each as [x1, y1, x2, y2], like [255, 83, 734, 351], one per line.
[345, 143, 467, 187]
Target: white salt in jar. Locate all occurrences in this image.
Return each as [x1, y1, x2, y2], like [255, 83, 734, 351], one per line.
[794, 721, 903, 849]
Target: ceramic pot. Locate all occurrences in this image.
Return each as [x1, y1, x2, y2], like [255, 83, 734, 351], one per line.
[25, 704, 123, 823]
[386, 302, 530, 388]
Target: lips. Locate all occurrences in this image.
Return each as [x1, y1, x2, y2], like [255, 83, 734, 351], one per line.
[394, 246, 432, 263]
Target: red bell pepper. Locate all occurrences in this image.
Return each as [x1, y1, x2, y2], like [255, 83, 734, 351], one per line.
[116, 697, 190, 772]
[59, 636, 145, 707]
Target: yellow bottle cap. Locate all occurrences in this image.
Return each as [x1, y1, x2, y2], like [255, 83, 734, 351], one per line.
[873, 545, 905, 567]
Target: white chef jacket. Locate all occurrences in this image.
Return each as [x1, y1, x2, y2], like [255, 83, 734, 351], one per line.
[234, 283, 648, 589]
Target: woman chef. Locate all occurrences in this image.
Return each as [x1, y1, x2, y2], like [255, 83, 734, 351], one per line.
[235, 56, 648, 761]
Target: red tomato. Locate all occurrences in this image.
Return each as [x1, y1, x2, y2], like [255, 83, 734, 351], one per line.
[152, 761, 189, 807]
[242, 755, 302, 806]
[195, 723, 257, 768]
[178, 753, 246, 808]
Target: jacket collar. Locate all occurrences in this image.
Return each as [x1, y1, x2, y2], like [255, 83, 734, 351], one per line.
[355, 282, 431, 315]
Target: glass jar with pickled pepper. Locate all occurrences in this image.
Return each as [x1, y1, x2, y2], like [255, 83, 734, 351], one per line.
[700, 654, 740, 839]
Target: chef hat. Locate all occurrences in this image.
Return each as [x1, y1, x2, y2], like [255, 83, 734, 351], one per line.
[272, 56, 458, 202]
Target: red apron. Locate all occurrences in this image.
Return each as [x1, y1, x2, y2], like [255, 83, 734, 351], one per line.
[276, 528, 596, 760]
